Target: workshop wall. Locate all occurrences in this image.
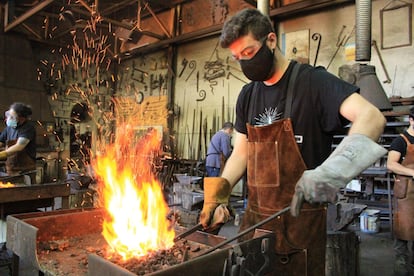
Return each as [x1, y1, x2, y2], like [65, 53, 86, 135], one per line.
[0, 34, 54, 122]
[114, 52, 170, 139]
[278, 0, 414, 97]
[34, 46, 171, 179]
[170, 0, 414, 159]
[34, 42, 115, 179]
[174, 37, 247, 160]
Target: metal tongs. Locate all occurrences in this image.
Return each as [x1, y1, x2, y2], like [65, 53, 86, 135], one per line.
[199, 206, 291, 256]
[174, 206, 291, 253]
[173, 223, 203, 243]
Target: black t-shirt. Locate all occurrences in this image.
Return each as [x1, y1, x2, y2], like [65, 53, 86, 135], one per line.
[389, 131, 414, 162]
[0, 121, 37, 160]
[235, 60, 359, 169]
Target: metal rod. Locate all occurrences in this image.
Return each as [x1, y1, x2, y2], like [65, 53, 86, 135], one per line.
[174, 223, 203, 242]
[199, 206, 291, 256]
[372, 40, 391, 83]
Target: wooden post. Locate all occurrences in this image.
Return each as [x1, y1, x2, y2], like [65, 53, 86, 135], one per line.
[326, 231, 359, 276]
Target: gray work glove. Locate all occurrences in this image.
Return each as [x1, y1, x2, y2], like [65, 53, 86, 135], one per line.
[199, 177, 233, 233]
[290, 134, 387, 217]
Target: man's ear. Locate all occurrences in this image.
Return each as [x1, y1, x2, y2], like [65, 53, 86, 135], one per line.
[267, 32, 277, 49]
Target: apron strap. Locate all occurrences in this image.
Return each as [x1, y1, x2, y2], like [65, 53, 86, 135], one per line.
[400, 133, 411, 145]
[284, 62, 301, 119]
[248, 82, 258, 125]
[248, 61, 302, 123]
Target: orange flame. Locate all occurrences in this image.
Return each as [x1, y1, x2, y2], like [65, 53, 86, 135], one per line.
[0, 182, 15, 188]
[93, 124, 174, 260]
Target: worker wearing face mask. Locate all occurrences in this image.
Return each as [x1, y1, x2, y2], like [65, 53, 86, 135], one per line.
[0, 103, 37, 182]
[199, 9, 386, 275]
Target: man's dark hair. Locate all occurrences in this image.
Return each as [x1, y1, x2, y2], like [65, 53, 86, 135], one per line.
[220, 8, 274, 48]
[409, 106, 414, 119]
[11, 102, 32, 118]
[223, 122, 234, 130]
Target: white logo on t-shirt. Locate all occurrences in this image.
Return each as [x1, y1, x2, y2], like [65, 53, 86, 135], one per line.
[255, 107, 282, 126]
[295, 135, 303, 144]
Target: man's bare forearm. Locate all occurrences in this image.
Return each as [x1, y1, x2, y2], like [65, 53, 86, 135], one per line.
[348, 106, 386, 141]
[221, 155, 247, 188]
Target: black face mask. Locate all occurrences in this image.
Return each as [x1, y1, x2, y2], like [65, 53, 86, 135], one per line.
[239, 43, 275, 81]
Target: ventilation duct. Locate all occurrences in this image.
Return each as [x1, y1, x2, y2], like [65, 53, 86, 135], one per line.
[354, 64, 392, 110]
[355, 0, 372, 61]
[352, 0, 392, 111]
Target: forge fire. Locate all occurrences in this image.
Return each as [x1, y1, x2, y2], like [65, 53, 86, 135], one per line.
[93, 119, 175, 261]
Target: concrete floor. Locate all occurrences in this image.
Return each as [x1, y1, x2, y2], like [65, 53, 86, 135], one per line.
[218, 211, 404, 276]
[353, 221, 395, 276]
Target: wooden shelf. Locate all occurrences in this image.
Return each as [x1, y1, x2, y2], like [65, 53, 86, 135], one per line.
[389, 96, 414, 106]
[383, 110, 410, 117]
[385, 121, 409, 127]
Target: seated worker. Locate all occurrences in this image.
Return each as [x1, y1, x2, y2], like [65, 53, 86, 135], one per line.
[0, 102, 37, 184]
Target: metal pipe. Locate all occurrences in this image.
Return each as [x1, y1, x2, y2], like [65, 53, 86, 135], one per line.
[355, 0, 371, 61]
[257, 0, 270, 16]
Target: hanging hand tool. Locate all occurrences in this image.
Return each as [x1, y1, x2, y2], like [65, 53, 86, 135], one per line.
[327, 26, 354, 70]
[226, 71, 247, 84]
[196, 71, 199, 92]
[196, 90, 207, 102]
[336, 25, 347, 47]
[312, 33, 322, 66]
[372, 40, 391, 83]
[178, 58, 188, 78]
[185, 60, 197, 81]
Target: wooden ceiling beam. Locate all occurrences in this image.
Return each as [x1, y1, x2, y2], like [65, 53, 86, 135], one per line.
[70, 6, 165, 40]
[4, 0, 55, 32]
[21, 22, 43, 40]
[145, 2, 172, 38]
[77, 0, 95, 15]
[100, 0, 137, 17]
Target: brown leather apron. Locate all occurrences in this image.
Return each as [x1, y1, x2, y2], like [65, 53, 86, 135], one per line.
[5, 139, 36, 175]
[393, 134, 414, 240]
[239, 119, 327, 276]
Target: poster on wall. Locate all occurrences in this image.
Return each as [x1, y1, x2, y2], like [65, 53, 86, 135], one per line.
[115, 95, 168, 130]
[282, 29, 310, 64]
[380, 2, 412, 49]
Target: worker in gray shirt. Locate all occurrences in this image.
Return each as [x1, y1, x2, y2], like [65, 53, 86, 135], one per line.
[205, 122, 234, 177]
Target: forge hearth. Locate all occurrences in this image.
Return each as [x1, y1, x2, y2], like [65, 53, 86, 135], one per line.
[7, 208, 216, 275]
[7, 208, 275, 275]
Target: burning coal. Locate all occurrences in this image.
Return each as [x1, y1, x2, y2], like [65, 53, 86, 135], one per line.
[0, 181, 15, 188]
